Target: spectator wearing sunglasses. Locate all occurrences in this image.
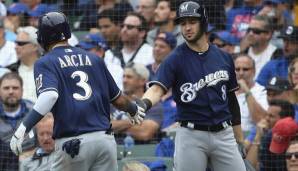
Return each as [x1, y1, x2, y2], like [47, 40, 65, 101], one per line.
[234, 54, 268, 136]
[120, 12, 154, 67]
[256, 25, 298, 87]
[241, 15, 278, 79]
[286, 136, 298, 171]
[6, 26, 40, 102]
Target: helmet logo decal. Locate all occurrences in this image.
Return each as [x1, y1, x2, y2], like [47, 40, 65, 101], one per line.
[180, 3, 189, 13]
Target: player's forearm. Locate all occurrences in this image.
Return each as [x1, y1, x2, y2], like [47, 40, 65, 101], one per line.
[126, 120, 159, 141]
[112, 94, 137, 115]
[232, 125, 244, 143]
[142, 85, 165, 107]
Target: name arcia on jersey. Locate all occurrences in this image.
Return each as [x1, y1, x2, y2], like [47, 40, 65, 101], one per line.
[58, 54, 92, 68]
[180, 70, 229, 103]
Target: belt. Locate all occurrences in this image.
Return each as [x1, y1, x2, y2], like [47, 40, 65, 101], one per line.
[180, 120, 232, 132]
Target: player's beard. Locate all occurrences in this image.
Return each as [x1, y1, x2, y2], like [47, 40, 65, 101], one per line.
[184, 28, 204, 44]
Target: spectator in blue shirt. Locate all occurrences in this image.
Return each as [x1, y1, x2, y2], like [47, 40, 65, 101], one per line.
[257, 25, 298, 86]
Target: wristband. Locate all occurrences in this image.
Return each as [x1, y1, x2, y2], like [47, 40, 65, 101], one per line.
[142, 98, 152, 112]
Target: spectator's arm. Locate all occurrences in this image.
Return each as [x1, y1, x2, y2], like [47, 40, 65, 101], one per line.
[111, 120, 132, 133]
[126, 120, 160, 141]
[245, 92, 268, 123]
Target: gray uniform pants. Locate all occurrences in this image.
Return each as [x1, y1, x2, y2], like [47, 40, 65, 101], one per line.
[174, 126, 246, 171]
[51, 131, 117, 171]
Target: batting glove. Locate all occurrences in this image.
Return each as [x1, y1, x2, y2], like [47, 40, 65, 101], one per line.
[10, 123, 27, 156]
[128, 100, 146, 125]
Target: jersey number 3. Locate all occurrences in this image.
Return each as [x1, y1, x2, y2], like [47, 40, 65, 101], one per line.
[71, 71, 92, 101]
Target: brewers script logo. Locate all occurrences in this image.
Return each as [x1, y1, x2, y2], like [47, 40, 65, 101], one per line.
[180, 70, 229, 102]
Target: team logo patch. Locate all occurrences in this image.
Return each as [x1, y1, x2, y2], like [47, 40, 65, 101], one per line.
[35, 74, 43, 91]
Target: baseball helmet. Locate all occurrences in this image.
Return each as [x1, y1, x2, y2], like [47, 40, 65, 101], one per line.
[37, 12, 71, 50]
[175, 1, 208, 31]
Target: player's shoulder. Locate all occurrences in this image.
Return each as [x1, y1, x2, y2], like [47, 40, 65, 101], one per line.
[166, 42, 188, 60]
[209, 44, 232, 59]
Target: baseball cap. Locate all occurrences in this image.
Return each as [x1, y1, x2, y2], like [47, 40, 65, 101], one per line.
[17, 26, 38, 45]
[278, 26, 298, 42]
[214, 31, 239, 45]
[27, 4, 49, 17]
[266, 77, 292, 92]
[270, 117, 298, 154]
[125, 62, 150, 81]
[77, 33, 108, 51]
[7, 3, 29, 15]
[155, 32, 177, 49]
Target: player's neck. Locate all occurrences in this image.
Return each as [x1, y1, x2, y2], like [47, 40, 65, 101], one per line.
[49, 41, 68, 51]
[187, 36, 209, 53]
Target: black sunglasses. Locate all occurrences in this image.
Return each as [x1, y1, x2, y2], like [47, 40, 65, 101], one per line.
[235, 67, 252, 72]
[286, 152, 298, 160]
[121, 24, 140, 30]
[15, 41, 31, 46]
[247, 28, 268, 35]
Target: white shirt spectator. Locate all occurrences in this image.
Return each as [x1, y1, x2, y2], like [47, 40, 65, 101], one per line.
[0, 2, 6, 16]
[237, 83, 269, 132]
[248, 43, 277, 79]
[122, 43, 154, 66]
[0, 41, 17, 67]
[18, 64, 36, 102]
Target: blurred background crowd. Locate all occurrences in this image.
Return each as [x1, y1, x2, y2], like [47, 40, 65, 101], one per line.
[0, 0, 298, 170]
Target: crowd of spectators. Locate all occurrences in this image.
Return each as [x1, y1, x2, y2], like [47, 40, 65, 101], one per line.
[0, 0, 297, 170]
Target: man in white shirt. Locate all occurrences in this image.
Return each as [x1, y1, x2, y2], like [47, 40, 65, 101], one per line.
[234, 54, 269, 134]
[7, 26, 39, 102]
[244, 15, 278, 78]
[120, 12, 154, 66]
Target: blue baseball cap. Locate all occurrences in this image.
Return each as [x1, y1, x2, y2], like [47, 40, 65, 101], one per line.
[7, 3, 29, 15]
[77, 33, 108, 51]
[155, 32, 177, 49]
[28, 4, 49, 17]
[214, 31, 239, 45]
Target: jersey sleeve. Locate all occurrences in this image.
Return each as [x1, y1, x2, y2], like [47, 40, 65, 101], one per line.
[227, 54, 239, 92]
[148, 54, 176, 91]
[100, 59, 121, 101]
[34, 59, 59, 96]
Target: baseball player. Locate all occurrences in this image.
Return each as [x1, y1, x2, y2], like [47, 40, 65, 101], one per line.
[137, 1, 246, 171]
[10, 12, 145, 171]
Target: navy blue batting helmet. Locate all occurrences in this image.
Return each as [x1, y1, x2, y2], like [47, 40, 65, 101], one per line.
[175, 1, 208, 31]
[37, 12, 71, 50]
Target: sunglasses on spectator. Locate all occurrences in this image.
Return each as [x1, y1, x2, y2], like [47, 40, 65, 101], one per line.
[247, 28, 268, 35]
[286, 152, 298, 160]
[235, 67, 252, 72]
[289, 67, 298, 73]
[121, 24, 140, 30]
[15, 41, 31, 46]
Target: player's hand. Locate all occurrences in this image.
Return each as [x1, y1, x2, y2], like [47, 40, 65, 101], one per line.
[129, 99, 146, 125]
[10, 123, 27, 156]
